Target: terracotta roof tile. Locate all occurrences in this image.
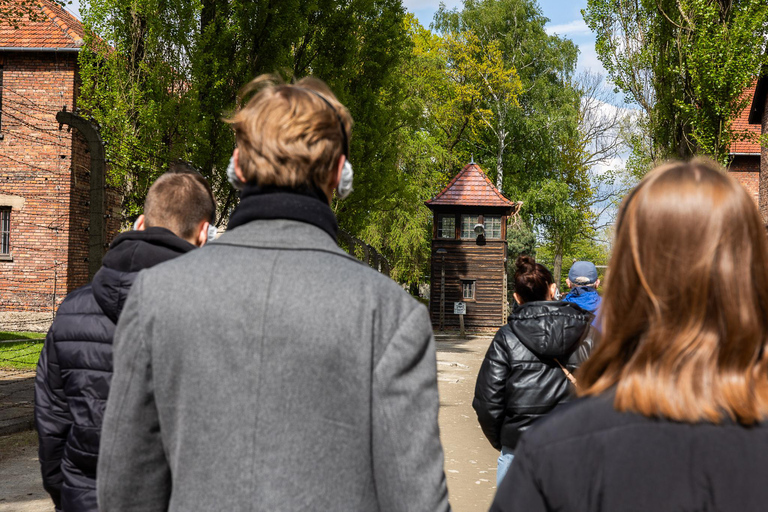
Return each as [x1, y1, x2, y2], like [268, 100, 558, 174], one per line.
[0, 0, 84, 49]
[426, 163, 515, 208]
[730, 80, 762, 155]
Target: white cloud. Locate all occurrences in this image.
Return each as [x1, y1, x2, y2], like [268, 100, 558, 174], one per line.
[545, 19, 591, 36]
[593, 155, 626, 176]
[576, 44, 606, 75]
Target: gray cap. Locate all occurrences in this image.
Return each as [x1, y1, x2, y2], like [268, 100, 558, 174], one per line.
[568, 261, 598, 285]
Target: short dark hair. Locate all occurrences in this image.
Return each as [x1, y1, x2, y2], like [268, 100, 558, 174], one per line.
[143, 164, 216, 240]
[514, 255, 554, 303]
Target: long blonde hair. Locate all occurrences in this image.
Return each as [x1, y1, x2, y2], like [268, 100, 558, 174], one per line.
[578, 158, 768, 424]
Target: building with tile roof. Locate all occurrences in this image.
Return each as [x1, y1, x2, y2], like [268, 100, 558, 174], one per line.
[426, 162, 519, 331]
[425, 162, 516, 208]
[0, 0, 120, 318]
[0, 0, 84, 50]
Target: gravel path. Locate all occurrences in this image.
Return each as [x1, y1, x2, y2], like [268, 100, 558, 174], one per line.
[436, 334, 499, 511]
[0, 430, 51, 512]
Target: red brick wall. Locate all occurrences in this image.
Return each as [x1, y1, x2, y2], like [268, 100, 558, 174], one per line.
[763, 91, 768, 224]
[728, 155, 760, 206]
[0, 51, 121, 312]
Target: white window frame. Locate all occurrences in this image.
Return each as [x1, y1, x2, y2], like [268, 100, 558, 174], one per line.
[0, 207, 10, 259]
[460, 215, 479, 239]
[485, 216, 502, 239]
[461, 279, 476, 301]
[437, 214, 456, 239]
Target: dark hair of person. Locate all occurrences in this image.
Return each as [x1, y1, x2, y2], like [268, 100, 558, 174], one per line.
[143, 164, 216, 240]
[577, 158, 768, 425]
[514, 255, 554, 303]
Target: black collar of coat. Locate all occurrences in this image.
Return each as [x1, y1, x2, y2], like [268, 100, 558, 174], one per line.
[227, 182, 338, 241]
[103, 226, 196, 272]
[94, 227, 195, 323]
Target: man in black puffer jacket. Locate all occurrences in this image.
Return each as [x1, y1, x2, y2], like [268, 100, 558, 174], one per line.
[34, 166, 216, 512]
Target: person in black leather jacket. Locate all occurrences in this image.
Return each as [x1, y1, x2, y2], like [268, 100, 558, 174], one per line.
[473, 255, 597, 485]
[34, 166, 215, 512]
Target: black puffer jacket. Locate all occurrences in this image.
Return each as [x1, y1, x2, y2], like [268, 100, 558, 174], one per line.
[34, 228, 195, 512]
[472, 301, 597, 451]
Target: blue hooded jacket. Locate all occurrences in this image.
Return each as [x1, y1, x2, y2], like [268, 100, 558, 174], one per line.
[563, 286, 601, 327]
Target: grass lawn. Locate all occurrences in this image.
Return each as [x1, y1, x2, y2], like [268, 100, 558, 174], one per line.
[0, 331, 45, 370]
[0, 331, 45, 342]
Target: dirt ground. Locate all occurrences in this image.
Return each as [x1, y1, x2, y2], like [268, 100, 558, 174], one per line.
[436, 335, 499, 511]
[0, 430, 51, 511]
[0, 334, 498, 512]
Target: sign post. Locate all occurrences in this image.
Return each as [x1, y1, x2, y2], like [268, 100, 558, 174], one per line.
[454, 302, 466, 338]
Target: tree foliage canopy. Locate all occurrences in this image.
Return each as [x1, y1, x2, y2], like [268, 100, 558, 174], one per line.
[584, 0, 768, 164]
[77, 0, 626, 285]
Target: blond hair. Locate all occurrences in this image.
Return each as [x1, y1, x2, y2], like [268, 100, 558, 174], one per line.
[225, 75, 352, 189]
[578, 158, 768, 424]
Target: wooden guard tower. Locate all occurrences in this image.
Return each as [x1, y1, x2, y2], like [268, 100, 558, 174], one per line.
[426, 163, 518, 331]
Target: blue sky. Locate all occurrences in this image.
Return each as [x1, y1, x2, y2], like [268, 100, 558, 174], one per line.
[404, 0, 604, 76]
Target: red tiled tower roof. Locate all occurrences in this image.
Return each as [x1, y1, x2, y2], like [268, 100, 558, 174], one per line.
[0, 0, 84, 49]
[426, 163, 514, 208]
[730, 80, 762, 155]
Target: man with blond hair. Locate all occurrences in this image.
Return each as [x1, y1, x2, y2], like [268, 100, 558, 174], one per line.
[97, 76, 450, 512]
[35, 165, 216, 512]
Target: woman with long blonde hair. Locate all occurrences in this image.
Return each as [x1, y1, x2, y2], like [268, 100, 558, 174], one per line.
[491, 158, 768, 512]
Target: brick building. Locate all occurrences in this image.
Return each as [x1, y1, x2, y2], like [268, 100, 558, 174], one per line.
[747, 73, 768, 222]
[728, 81, 762, 205]
[0, 1, 120, 316]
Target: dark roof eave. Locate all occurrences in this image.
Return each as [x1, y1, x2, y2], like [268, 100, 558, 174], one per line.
[0, 46, 80, 52]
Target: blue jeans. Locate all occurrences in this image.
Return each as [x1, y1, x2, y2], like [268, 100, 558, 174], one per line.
[497, 446, 515, 486]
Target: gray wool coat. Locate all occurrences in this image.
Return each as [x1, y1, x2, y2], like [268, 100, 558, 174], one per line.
[96, 219, 450, 512]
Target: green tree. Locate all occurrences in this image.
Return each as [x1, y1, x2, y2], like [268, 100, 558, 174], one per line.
[79, 0, 199, 219]
[359, 13, 522, 283]
[78, 0, 413, 232]
[584, 0, 768, 164]
[434, 0, 620, 288]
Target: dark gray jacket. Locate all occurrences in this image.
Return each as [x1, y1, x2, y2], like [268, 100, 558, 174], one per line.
[97, 219, 450, 512]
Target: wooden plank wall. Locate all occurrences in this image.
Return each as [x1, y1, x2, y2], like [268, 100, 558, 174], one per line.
[429, 239, 507, 329]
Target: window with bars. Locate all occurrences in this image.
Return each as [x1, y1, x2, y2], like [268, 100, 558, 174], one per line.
[437, 214, 455, 239]
[460, 215, 479, 239]
[461, 214, 503, 239]
[461, 280, 475, 300]
[485, 216, 502, 239]
[0, 208, 10, 256]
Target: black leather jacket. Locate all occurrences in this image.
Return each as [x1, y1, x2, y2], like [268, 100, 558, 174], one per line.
[472, 301, 597, 450]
